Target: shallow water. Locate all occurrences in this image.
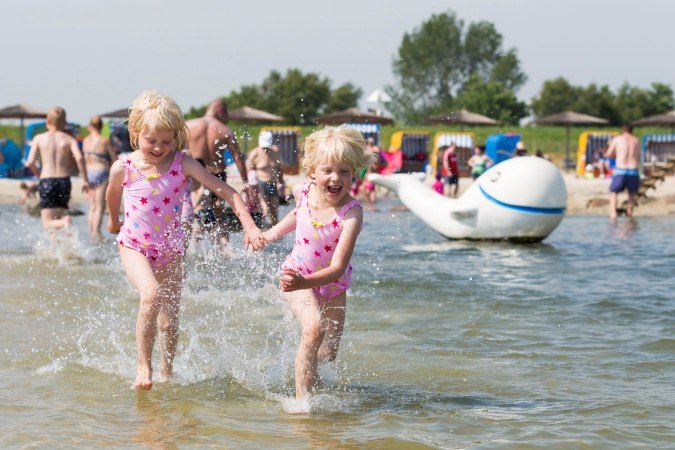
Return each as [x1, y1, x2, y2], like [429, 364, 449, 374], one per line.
[0, 200, 673, 449]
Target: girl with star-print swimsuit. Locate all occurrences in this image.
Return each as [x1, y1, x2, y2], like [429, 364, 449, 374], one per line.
[282, 181, 360, 303]
[117, 152, 187, 270]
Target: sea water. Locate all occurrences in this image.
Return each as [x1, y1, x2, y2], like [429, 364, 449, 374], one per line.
[0, 200, 673, 448]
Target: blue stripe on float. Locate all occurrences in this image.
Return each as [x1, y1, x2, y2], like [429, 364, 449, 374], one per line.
[479, 185, 565, 215]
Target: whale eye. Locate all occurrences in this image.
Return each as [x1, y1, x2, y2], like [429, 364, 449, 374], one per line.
[490, 171, 500, 182]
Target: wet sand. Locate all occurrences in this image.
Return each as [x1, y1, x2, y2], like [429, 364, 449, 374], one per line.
[1, 172, 674, 216]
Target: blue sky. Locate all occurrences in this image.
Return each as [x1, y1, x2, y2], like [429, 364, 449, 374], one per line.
[1, 0, 673, 123]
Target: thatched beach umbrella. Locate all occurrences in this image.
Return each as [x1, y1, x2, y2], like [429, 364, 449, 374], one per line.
[228, 106, 285, 152]
[99, 107, 129, 119]
[228, 106, 284, 123]
[631, 110, 675, 132]
[535, 111, 608, 170]
[315, 107, 394, 125]
[0, 103, 49, 152]
[427, 109, 498, 128]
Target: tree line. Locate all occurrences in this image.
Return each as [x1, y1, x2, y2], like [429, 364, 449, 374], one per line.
[187, 10, 674, 127]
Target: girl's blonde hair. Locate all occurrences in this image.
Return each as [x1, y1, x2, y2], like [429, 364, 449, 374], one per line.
[302, 126, 376, 174]
[127, 90, 188, 151]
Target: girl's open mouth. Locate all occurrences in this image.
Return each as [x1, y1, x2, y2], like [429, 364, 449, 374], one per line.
[327, 185, 342, 195]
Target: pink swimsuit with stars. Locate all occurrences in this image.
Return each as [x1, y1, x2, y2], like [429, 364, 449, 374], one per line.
[283, 182, 362, 304]
[118, 152, 187, 270]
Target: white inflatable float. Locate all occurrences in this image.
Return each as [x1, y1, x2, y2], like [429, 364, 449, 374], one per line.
[368, 157, 567, 243]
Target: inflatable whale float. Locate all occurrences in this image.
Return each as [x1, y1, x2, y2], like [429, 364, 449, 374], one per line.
[368, 157, 567, 242]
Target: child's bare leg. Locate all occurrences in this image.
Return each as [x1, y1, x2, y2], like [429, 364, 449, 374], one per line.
[318, 293, 346, 364]
[285, 289, 324, 401]
[156, 257, 184, 381]
[120, 246, 160, 390]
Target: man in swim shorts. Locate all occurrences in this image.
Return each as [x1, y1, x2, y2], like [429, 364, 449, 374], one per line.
[605, 124, 641, 219]
[246, 131, 281, 226]
[25, 106, 90, 231]
[186, 99, 248, 247]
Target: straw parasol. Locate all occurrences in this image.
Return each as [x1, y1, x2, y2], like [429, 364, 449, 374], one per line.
[99, 107, 129, 119]
[427, 110, 498, 131]
[315, 107, 394, 125]
[228, 106, 285, 152]
[228, 106, 284, 123]
[631, 110, 675, 132]
[535, 111, 608, 170]
[0, 103, 49, 152]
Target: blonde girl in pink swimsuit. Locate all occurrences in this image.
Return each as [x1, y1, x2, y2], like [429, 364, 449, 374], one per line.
[263, 126, 376, 412]
[106, 91, 264, 390]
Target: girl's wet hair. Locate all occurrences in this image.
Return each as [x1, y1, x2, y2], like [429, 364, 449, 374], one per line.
[302, 126, 377, 174]
[128, 90, 188, 151]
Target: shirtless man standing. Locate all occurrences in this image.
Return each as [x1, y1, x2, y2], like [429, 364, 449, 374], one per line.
[246, 130, 281, 226]
[605, 124, 641, 219]
[25, 107, 90, 231]
[186, 99, 248, 246]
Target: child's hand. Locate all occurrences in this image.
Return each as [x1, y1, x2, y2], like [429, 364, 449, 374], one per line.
[244, 226, 265, 251]
[279, 268, 306, 292]
[107, 217, 122, 234]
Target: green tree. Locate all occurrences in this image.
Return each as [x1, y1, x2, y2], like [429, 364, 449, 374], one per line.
[189, 69, 360, 125]
[387, 11, 527, 123]
[454, 74, 528, 125]
[530, 77, 582, 118]
[326, 83, 363, 113]
[573, 84, 620, 125]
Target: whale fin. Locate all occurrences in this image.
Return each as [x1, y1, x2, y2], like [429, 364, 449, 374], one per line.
[450, 207, 478, 219]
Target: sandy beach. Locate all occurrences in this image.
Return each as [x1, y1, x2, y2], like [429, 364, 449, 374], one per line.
[1, 171, 674, 216]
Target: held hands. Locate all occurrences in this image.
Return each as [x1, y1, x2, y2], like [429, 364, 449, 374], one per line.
[279, 267, 306, 292]
[244, 226, 266, 251]
[107, 217, 122, 234]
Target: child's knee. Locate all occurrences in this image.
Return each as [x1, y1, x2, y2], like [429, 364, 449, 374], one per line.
[302, 321, 324, 344]
[158, 315, 177, 333]
[139, 285, 159, 309]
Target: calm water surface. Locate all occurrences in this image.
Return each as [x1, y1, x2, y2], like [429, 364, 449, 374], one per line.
[0, 200, 673, 449]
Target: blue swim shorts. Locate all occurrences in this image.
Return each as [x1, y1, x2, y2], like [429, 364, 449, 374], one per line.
[609, 170, 640, 194]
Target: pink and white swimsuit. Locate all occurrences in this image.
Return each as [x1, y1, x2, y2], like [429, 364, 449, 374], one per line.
[283, 182, 362, 304]
[118, 152, 187, 270]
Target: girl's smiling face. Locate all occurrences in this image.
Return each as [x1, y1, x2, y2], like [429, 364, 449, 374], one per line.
[139, 128, 175, 163]
[311, 160, 354, 204]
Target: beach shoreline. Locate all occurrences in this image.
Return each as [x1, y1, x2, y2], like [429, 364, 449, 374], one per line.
[2, 172, 674, 216]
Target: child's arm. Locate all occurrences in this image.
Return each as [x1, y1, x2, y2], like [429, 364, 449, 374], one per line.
[280, 206, 363, 292]
[106, 160, 125, 234]
[262, 183, 302, 243]
[182, 155, 264, 250]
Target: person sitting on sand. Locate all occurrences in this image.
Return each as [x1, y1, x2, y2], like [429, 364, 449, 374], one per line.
[25, 107, 90, 232]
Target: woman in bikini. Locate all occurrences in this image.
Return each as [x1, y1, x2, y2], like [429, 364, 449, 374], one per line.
[83, 115, 117, 240]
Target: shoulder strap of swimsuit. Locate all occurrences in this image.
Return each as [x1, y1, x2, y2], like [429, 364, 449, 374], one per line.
[300, 181, 312, 208]
[337, 198, 361, 219]
[172, 151, 183, 171]
[119, 154, 133, 186]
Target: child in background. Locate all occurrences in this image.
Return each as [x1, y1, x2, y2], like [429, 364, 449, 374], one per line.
[243, 170, 265, 228]
[262, 126, 376, 413]
[432, 172, 444, 194]
[106, 91, 264, 390]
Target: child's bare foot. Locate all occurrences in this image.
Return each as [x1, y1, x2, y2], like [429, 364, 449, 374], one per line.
[134, 366, 153, 390]
[157, 366, 173, 383]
